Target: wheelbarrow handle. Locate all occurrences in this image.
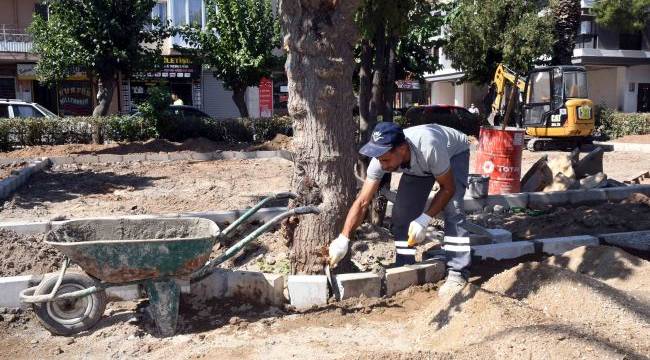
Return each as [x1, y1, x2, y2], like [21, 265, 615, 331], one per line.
[193, 204, 320, 280]
[220, 192, 298, 237]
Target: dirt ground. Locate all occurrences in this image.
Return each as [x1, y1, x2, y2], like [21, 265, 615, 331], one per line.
[611, 134, 650, 144]
[470, 193, 650, 240]
[0, 158, 293, 222]
[0, 162, 26, 181]
[0, 137, 292, 160]
[1, 244, 648, 359]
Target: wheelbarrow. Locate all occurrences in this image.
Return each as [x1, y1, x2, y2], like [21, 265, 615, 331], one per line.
[20, 192, 318, 337]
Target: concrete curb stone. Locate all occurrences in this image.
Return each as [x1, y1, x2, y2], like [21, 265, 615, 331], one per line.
[533, 235, 599, 255]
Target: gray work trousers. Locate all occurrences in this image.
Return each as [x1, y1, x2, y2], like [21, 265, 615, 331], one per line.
[391, 150, 471, 279]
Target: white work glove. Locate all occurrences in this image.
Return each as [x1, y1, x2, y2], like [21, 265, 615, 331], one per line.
[328, 234, 350, 268]
[407, 213, 432, 247]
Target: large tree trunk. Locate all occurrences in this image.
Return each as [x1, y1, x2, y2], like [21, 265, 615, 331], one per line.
[280, 0, 360, 275]
[551, 0, 581, 65]
[91, 72, 115, 144]
[368, 23, 386, 123]
[382, 36, 397, 122]
[232, 85, 249, 117]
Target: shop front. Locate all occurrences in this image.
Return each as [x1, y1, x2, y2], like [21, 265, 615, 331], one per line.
[16, 63, 93, 116]
[122, 55, 201, 113]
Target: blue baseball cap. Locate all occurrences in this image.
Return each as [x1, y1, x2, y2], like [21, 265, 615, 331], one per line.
[359, 122, 406, 158]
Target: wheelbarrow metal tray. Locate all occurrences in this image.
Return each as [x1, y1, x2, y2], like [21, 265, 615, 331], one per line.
[46, 217, 220, 283]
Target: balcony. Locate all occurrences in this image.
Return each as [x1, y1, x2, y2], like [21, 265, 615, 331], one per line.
[0, 25, 33, 53]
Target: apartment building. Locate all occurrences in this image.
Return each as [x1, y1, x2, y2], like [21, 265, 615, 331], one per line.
[425, 1, 650, 113]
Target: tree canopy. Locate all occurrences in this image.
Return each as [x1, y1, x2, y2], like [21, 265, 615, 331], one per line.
[443, 0, 555, 84]
[182, 0, 280, 117]
[592, 0, 650, 34]
[29, 0, 170, 116]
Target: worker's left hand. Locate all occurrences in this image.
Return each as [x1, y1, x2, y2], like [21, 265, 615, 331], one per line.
[407, 213, 432, 247]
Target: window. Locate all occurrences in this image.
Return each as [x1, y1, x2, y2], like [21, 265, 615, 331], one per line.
[34, 3, 48, 20]
[527, 71, 551, 104]
[564, 71, 588, 98]
[12, 105, 45, 118]
[0, 105, 9, 118]
[152, 1, 168, 23]
[0, 78, 16, 99]
[171, 0, 203, 27]
[619, 32, 642, 50]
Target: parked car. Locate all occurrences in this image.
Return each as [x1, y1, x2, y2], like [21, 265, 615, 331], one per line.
[404, 104, 480, 137]
[0, 99, 58, 119]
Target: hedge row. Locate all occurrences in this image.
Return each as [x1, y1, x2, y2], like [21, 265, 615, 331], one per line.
[0, 115, 293, 151]
[597, 108, 650, 140]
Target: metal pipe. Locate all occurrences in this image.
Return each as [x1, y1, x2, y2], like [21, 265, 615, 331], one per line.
[220, 192, 297, 237]
[193, 205, 320, 280]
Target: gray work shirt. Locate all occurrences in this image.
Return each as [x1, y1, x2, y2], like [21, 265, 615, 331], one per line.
[366, 124, 469, 180]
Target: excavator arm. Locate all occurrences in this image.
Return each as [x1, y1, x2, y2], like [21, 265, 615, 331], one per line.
[490, 64, 527, 117]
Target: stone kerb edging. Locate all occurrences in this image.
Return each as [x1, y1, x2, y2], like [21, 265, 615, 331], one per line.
[385, 184, 650, 216]
[0, 158, 51, 201]
[0, 150, 294, 166]
[0, 206, 289, 235]
[3, 229, 650, 309]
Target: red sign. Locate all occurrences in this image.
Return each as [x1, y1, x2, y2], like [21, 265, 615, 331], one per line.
[259, 77, 273, 117]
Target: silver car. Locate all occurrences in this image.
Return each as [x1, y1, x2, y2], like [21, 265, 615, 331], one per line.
[0, 99, 58, 118]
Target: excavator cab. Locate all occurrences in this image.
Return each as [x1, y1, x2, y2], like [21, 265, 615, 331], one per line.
[522, 66, 594, 140]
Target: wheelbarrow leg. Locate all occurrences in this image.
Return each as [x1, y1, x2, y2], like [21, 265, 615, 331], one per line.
[144, 279, 180, 337]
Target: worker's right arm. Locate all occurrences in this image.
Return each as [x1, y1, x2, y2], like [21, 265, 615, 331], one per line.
[328, 178, 381, 267]
[341, 178, 381, 238]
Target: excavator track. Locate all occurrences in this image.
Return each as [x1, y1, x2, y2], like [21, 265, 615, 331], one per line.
[525, 137, 593, 152]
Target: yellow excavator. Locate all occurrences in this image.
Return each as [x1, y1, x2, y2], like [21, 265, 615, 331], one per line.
[487, 64, 595, 151]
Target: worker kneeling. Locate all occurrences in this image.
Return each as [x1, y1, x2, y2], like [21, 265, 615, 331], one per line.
[328, 122, 470, 298]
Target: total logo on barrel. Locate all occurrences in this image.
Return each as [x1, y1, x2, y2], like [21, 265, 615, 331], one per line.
[475, 126, 525, 194]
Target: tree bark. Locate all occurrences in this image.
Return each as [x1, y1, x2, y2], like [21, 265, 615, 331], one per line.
[280, 0, 360, 275]
[368, 22, 386, 123]
[358, 39, 374, 145]
[232, 85, 249, 118]
[382, 36, 397, 122]
[91, 72, 115, 144]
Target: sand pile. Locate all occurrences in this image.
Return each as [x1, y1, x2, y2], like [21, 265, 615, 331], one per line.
[0, 229, 63, 277]
[419, 245, 650, 359]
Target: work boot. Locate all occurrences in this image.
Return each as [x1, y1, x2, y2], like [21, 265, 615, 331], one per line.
[438, 272, 467, 299]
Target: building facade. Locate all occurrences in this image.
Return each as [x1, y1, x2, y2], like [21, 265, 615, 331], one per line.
[425, 1, 650, 114]
[0, 0, 120, 116]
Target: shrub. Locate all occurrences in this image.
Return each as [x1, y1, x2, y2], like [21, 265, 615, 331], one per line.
[0, 115, 293, 151]
[596, 107, 650, 140]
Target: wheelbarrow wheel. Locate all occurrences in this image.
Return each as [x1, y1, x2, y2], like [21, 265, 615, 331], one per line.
[33, 272, 107, 336]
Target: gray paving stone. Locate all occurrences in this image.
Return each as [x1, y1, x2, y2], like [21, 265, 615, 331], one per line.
[568, 188, 607, 205]
[534, 235, 599, 255]
[287, 275, 328, 309]
[334, 272, 381, 300]
[598, 231, 650, 251]
[471, 241, 535, 260]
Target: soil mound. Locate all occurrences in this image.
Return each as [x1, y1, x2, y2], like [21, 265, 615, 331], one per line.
[248, 134, 292, 151]
[0, 229, 63, 277]
[416, 245, 650, 358]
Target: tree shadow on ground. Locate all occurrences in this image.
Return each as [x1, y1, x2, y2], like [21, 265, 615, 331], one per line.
[1, 170, 164, 210]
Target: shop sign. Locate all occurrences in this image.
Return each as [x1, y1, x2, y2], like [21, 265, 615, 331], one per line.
[396, 80, 421, 90]
[259, 77, 273, 117]
[135, 56, 200, 80]
[59, 81, 92, 116]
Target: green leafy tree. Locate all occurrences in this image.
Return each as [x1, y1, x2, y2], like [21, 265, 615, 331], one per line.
[29, 0, 171, 118]
[182, 0, 280, 117]
[550, 0, 581, 65]
[443, 0, 555, 84]
[593, 0, 650, 34]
